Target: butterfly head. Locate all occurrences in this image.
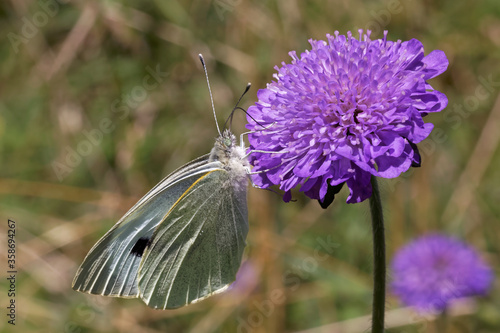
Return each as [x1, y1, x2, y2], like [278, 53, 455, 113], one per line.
[210, 129, 248, 171]
[222, 131, 234, 149]
[210, 130, 236, 162]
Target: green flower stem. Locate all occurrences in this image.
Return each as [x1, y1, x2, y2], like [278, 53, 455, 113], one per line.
[369, 176, 386, 333]
[435, 308, 448, 333]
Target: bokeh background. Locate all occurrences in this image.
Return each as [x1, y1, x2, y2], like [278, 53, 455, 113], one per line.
[1, 0, 500, 332]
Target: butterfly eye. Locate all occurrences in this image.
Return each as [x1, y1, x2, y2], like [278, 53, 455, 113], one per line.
[224, 138, 232, 147]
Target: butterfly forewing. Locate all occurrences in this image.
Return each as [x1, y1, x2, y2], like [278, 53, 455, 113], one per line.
[72, 155, 221, 297]
[138, 169, 249, 309]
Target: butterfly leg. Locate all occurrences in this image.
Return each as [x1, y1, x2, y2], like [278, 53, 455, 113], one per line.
[238, 122, 277, 147]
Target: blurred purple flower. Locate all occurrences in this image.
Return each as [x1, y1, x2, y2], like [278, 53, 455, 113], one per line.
[229, 260, 258, 294]
[391, 234, 493, 312]
[246, 30, 448, 205]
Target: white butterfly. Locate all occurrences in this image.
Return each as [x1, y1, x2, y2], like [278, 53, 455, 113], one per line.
[73, 55, 250, 309]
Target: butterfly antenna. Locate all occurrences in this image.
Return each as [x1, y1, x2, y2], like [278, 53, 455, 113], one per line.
[224, 83, 251, 131]
[236, 83, 251, 109]
[199, 54, 221, 136]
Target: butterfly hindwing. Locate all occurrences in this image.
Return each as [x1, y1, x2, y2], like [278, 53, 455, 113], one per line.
[137, 169, 249, 309]
[72, 155, 221, 297]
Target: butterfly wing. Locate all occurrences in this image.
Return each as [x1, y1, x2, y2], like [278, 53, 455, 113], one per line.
[137, 169, 249, 309]
[72, 155, 222, 297]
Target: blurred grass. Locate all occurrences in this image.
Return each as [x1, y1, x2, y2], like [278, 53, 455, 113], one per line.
[1, 0, 500, 332]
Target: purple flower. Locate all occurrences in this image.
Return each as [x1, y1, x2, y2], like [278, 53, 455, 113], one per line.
[246, 30, 448, 204]
[228, 260, 258, 294]
[391, 234, 493, 312]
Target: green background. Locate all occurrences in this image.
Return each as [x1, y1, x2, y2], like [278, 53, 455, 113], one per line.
[1, 0, 499, 332]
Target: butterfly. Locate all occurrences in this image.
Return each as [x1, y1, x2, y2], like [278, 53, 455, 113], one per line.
[72, 55, 251, 309]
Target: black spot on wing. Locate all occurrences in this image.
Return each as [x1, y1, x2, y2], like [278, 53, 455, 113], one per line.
[131, 237, 151, 257]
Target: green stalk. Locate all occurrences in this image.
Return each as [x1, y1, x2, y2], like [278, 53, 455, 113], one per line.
[369, 176, 386, 333]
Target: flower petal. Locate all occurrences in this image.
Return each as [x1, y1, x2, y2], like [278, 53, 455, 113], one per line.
[246, 31, 448, 204]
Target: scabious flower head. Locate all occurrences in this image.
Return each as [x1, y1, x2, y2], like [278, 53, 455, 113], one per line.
[391, 234, 493, 312]
[246, 30, 448, 204]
